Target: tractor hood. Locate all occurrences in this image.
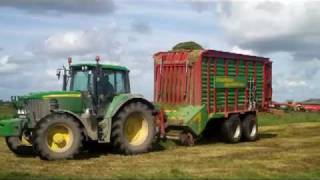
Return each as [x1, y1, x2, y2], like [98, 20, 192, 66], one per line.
[12, 90, 82, 107]
[22, 91, 81, 100]
[12, 91, 84, 116]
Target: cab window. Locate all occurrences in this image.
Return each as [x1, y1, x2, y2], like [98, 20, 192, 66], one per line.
[99, 70, 128, 95]
[70, 70, 93, 91]
[115, 71, 126, 93]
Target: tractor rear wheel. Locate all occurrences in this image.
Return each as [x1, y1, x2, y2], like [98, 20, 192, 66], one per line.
[33, 114, 83, 160]
[5, 135, 33, 156]
[111, 101, 155, 155]
[221, 115, 242, 143]
[241, 114, 258, 141]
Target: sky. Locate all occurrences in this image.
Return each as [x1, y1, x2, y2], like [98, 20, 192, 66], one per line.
[0, 0, 320, 102]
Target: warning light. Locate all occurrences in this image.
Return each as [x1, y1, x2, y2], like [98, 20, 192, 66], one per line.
[95, 56, 100, 63]
[68, 57, 72, 65]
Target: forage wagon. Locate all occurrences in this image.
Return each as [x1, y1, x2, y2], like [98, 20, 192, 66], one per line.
[153, 49, 272, 145]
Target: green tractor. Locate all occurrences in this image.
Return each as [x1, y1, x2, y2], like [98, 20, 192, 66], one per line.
[0, 57, 156, 160]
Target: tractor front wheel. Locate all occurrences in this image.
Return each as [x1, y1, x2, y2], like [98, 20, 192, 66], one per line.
[33, 114, 83, 160]
[111, 101, 155, 155]
[5, 135, 33, 156]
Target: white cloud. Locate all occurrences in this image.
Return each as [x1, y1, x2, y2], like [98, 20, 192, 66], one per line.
[0, 55, 18, 73]
[40, 28, 121, 57]
[285, 79, 307, 88]
[230, 46, 256, 56]
[216, 0, 320, 60]
[218, 1, 299, 41]
[270, 52, 320, 101]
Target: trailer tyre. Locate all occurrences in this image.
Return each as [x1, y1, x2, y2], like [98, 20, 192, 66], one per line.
[5, 136, 33, 156]
[33, 114, 83, 160]
[241, 114, 258, 141]
[221, 115, 242, 143]
[111, 101, 156, 155]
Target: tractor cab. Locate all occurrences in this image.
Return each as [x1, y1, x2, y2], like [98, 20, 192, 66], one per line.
[57, 57, 130, 116]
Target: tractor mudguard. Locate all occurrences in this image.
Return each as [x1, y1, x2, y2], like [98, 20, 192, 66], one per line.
[51, 110, 98, 140]
[0, 118, 27, 137]
[99, 93, 154, 142]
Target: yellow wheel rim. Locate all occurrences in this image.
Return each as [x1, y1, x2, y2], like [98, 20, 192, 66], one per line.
[46, 124, 73, 153]
[21, 135, 31, 146]
[124, 112, 149, 146]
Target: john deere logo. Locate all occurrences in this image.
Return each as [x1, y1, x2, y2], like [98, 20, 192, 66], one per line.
[215, 76, 247, 88]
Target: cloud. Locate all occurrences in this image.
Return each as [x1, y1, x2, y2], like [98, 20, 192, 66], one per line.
[188, 0, 231, 15]
[0, 52, 65, 100]
[230, 46, 256, 56]
[130, 21, 152, 34]
[0, 0, 115, 15]
[33, 28, 121, 58]
[216, 1, 320, 61]
[270, 52, 320, 101]
[0, 56, 19, 73]
[188, 0, 212, 13]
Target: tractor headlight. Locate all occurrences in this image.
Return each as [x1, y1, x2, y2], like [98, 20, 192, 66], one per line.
[49, 99, 59, 110]
[17, 109, 27, 115]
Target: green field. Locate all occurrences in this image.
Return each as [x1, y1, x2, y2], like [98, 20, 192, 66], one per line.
[0, 103, 15, 120]
[0, 112, 319, 180]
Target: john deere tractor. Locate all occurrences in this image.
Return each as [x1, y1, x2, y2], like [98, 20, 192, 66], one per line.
[0, 57, 156, 160]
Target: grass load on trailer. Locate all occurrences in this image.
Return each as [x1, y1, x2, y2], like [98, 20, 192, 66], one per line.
[154, 49, 272, 145]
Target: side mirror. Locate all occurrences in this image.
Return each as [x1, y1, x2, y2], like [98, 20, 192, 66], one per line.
[56, 69, 61, 80]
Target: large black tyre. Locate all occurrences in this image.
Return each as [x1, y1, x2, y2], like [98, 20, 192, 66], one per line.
[33, 114, 83, 160]
[5, 136, 34, 156]
[221, 115, 242, 143]
[111, 101, 156, 155]
[241, 114, 258, 141]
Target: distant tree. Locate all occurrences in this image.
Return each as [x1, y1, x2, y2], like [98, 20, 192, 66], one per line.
[172, 41, 203, 51]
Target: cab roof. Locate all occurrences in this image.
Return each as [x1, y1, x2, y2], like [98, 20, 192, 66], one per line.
[71, 63, 129, 71]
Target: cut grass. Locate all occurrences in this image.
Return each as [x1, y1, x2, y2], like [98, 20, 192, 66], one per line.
[258, 112, 320, 126]
[0, 112, 319, 179]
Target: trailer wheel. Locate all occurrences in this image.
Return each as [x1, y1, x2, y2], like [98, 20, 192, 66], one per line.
[5, 136, 33, 156]
[111, 101, 156, 155]
[241, 114, 258, 141]
[221, 115, 242, 143]
[33, 114, 83, 160]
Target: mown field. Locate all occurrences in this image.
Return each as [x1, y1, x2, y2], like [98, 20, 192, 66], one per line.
[0, 112, 319, 180]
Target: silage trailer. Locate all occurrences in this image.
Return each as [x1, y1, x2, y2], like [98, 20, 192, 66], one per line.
[154, 50, 272, 145]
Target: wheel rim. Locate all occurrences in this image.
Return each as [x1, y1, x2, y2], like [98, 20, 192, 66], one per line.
[46, 124, 73, 153]
[124, 112, 149, 146]
[233, 124, 241, 139]
[250, 124, 257, 137]
[21, 135, 31, 145]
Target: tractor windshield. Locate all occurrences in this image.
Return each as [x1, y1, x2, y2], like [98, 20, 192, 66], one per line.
[69, 70, 93, 92]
